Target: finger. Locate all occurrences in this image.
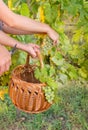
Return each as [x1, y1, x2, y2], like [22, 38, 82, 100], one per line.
[5, 59, 11, 71]
[53, 41, 57, 45]
[30, 43, 40, 49]
[0, 66, 2, 76]
[0, 71, 3, 76]
[34, 46, 40, 53]
[0, 56, 11, 74]
[33, 45, 40, 49]
[34, 45, 40, 49]
[53, 39, 59, 45]
[4, 55, 11, 70]
[31, 45, 40, 55]
[29, 48, 37, 58]
[0, 64, 5, 76]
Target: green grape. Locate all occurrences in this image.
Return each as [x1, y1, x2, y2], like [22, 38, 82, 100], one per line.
[43, 86, 55, 103]
[41, 36, 53, 55]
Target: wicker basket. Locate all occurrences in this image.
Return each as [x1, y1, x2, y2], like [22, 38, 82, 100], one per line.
[9, 52, 52, 113]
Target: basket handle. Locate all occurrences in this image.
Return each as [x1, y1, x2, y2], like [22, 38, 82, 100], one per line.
[25, 51, 44, 69]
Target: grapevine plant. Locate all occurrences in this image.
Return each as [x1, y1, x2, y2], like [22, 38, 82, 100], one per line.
[0, 0, 88, 103]
[34, 37, 59, 103]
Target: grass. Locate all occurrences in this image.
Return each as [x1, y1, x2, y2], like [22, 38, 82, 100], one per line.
[0, 80, 88, 130]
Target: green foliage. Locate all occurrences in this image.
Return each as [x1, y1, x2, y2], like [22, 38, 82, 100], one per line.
[1, 0, 88, 103]
[14, 0, 88, 81]
[34, 65, 58, 103]
[20, 3, 30, 17]
[0, 0, 87, 129]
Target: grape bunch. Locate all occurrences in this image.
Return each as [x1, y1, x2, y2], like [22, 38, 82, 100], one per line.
[43, 86, 55, 104]
[41, 36, 53, 55]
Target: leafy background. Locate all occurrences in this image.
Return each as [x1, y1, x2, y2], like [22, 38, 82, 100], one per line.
[0, 0, 88, 129]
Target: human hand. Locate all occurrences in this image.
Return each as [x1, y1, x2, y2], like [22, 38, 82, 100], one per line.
[0, 45, 11, 76]
[47, 27, 59, 45]
[24, 43, 40, 58]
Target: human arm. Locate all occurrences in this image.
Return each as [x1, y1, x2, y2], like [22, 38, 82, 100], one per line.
[0, 30, 40, 58]
[0, 0, 59, 43]
[0, 44, 11, 76]
[0, 21, 33, 35]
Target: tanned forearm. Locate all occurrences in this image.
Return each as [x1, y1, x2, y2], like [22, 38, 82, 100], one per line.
[0, 0, 59, 43]
[2, 22, 31, 35]
[0, 30, 26, 50]
[11, 14, 50, 34]
[0, 21, 46, 35]
[0, 1, 50, 34]
[0, 30, 41, 58]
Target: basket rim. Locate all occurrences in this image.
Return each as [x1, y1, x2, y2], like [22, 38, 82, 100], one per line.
[12, 76, 46, 86]
[11, 65, 46, 86]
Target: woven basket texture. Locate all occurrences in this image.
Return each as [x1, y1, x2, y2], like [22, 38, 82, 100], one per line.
[9, 53, 51, 113]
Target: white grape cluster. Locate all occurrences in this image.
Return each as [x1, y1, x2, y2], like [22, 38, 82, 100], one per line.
[41, 37, 53, 55]
[43, 86, 55, 103]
